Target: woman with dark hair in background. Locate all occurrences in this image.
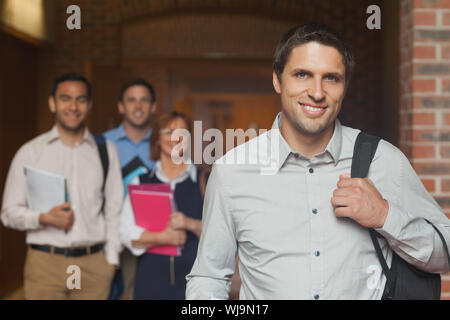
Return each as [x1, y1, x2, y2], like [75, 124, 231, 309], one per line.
[119, 111, 205, 300]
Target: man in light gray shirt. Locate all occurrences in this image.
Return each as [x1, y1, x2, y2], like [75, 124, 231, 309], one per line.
[185, 23, 450, 300]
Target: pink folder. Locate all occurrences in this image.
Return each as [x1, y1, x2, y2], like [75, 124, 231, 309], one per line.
[127, 183, 172, 194]
[128, 184, 180, 256]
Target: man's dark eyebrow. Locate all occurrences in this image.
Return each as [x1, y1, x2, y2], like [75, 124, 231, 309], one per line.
[292, 68, 313, 76]
[324, 72, 344, 79]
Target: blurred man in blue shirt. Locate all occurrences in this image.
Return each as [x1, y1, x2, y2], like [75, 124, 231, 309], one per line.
[103, 78, 157, 299]
[104, 78, 157, 172]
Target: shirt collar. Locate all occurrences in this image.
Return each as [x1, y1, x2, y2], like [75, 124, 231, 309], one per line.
[115, 124, 128, 140]
[46, 125, 96, 147]
[268, 113, 291, 170]
[324, 118, 343, 165]
[269, 112, 343, 169]
[115, 123, 151, 142]
[152, 160, 198, 183]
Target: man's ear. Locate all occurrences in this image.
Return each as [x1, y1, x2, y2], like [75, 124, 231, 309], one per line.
[151, 102, 157, 113]
[273, 71, 281, 94]
[49, 96, 56, 113]
[118, 101, 124, 115]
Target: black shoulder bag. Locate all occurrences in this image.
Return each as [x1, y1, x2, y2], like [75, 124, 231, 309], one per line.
[352, 132, 450, 300]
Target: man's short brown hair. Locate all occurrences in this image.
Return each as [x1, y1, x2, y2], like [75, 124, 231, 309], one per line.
[273, 23, 355, 88]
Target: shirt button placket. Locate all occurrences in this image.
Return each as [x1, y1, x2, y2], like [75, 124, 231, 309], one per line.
[308, 165, 323, 300]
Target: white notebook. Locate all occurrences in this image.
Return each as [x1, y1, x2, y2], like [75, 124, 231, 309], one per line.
[24, 166, 67, 213]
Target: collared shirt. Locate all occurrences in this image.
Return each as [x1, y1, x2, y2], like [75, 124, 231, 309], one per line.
[119, 161, 197, 256]
[186, 112, 450, 300]
[1, 126, 124, 265]
[103, 123, 155, 171]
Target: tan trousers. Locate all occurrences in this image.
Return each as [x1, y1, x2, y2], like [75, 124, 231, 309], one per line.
[24, 247, 115, 300]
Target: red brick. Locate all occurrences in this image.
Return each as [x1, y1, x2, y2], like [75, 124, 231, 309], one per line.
[412, 112, 436, 125]
[441, 145, 450, 158]
[414, 0, 450, 8]
[412, 145, 436, 159]
[413, 162, 450, 175]
[415, 63, 450, 75]
[414, 11, 437, 25]
[413, 79, 436, 92]
[414, 96, 450, 109]
[444, 12, 450, 25]
[443, 78, 450, 92]
[442, 279, 450, 292]
[442, 179, 450, 192]
[443, 112, 450, 125]
[443, 46, 450, 59]
[414, 45, 436, 59]
[421, 178, 436, 192]
[412, 129, 450, 142]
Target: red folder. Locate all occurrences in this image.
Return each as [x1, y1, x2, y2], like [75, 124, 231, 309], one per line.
[128, 184, 181, 256]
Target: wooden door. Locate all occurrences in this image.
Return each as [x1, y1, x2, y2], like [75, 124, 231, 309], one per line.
[0, 30, 38, 298]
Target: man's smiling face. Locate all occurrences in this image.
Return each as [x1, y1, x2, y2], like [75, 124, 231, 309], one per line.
[49, 80, 91, 133]
[273, 41, 346, 137]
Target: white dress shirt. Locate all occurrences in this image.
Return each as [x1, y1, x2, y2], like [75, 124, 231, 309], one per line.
[186, 113, 450, 300]
[1, 126, 124, 265]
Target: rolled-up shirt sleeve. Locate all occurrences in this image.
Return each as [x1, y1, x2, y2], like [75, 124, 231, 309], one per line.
[186, 163, 237, 300]
[103, 142, 124, 266]
[1, 145, 44, 231]
[119, 193, 146, 256]
[376, 144, 450, 274]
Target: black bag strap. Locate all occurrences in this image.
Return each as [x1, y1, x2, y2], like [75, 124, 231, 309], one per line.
[93, 134, 109, 216]
[351, 132, 397, 294]
[351, 132, 450, 297]
[424, 219, 450, 269]
[351, 132, 381, 179]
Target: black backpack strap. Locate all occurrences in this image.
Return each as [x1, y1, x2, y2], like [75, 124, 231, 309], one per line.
[93, 134, 109, 216]
[351, 132, 381, 178]
[351, 132, 396, 293]
[424, 219, 450, 269]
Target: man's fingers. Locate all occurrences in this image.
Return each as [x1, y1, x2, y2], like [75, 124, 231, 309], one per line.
[333, 187, 357, 197]
[65, 210, 74, 218]
[60, 202, 71, 209]
[334, 205, 353, 217]
[337, 177, 354, 188]
[337, 177, 367, 189]
[339, 173, 351, 180]
[331, 196, 354, 208]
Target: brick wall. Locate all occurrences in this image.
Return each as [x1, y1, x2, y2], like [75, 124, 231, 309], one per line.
[52, 0, 121, 75]
[400, 0, 450, 299]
